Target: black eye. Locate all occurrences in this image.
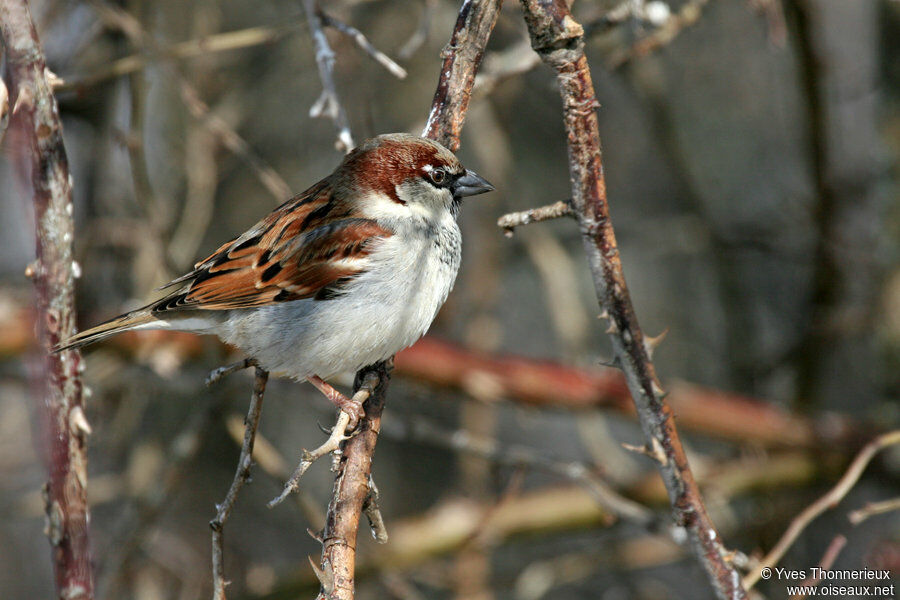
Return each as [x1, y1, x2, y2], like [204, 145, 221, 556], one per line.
[428, 168, 448, 186]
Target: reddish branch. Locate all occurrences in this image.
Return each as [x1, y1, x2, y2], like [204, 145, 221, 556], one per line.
[518, 1, 746, 598]
[0, 1, 94, 599]
[394, 337, 846, 448]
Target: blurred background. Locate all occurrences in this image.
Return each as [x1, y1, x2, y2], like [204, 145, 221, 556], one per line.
[1, 0, 899, 598]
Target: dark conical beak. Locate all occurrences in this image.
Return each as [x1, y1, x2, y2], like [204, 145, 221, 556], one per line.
[451, 169, 494, 198]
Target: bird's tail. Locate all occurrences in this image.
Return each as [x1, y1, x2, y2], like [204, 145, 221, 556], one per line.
[54, 309, 158, 352]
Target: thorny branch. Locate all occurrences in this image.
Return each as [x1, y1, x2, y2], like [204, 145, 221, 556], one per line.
[314, 365, 391, 600]
[0, 1, 94, 598]
[517, 1, 746, 598]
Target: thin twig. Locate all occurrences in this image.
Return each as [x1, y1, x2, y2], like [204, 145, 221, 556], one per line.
[606, 0, 712, 69]
[0, 2, 94, 598]
[0, 77, 8, 145]
[518, 2, 745, 598]
[788, 535, 847, 600]
[303, 0, 354, 152]
[268, 410, 353, 508]
[421, 0, 504, 151]
[210, 367, 269, 600]
[57, 22, 301, 93]
[398, 0, 437, 60]
[744, 429, 900, 589]
[88, 0, 292, 201]
[382, 416, 654, 527]
[97, 393, 226, 600]
[848, 496, 900, 525]
[497, 200, 573, 236]
[318, 10, 407, 79]
[206, 358, 258, 387]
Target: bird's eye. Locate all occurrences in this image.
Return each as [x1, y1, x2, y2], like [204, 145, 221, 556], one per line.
[428, 168, 448, 186]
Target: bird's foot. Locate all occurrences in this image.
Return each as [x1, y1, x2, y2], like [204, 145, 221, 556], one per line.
[307, 375, 365, 430]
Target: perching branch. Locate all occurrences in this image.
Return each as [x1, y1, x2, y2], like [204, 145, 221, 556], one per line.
[518, 1, 746, 598]
[0, 1, 94, 598]
[314, 365, 390, 600]
[311, 3, 501, 597]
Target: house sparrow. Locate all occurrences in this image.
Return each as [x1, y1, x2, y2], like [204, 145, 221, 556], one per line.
[56, 133, 493, 424]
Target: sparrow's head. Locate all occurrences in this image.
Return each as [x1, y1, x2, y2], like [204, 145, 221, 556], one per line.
[336, 133, 494, 218]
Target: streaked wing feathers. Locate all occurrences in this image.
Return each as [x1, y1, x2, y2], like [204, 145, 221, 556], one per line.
[152, 182, 392, 313]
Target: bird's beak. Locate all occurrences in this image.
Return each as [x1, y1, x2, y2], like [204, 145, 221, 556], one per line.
[452, 169, 494, 198]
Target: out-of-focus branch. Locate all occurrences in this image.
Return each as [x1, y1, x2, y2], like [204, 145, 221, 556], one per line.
[381, 416, 654, 527]
[421, 0, 503, 151]
[0, 78, 9, 145]
[314, 365, 390, 600]
[395, 337, 843, 448]
[318, 10, 407, 79]
[605, 0, 712, 69]
[518, 2, 745, 598]
[303, 0, 354, 153]
[848, 496, 900, 525]
[57, 22, 302, 93]
[744, 429, 900, 590]
[87, 0, 293, 201]
[0, 1, 94, 598]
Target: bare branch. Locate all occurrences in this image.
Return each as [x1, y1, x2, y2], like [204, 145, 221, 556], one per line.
[87, 0, 292, 201]
[421, 0, 504, 151]
[319, 10, 407, 79]
[267, 410, 354, 508]
[382, 416, 655, 527]
[398, 0, 437, 60]
[744, 429, 900, 589]
[210, 367, 268, 600]
[0, 1, 94, 598]
[606, 0, 712, 69]
[497, 200, 573, 236]
[789, 535, 848, 600]
[315, 365, 390, 600]
[57, 22, 301, 93]
[518, 1, 745, 598]
[848, 496, 900, 525]
[303, 0, 354, 152]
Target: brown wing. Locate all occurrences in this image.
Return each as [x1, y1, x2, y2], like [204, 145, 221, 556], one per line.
[152, 180, 393, 312]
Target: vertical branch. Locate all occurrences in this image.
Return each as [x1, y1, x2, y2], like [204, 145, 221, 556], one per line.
[316, 2, 502, 597]
[518, 2, 746, 599]
[421, 0, 503, 151]
[0, 1, 94, 599]
[210, 367, 268, 600]
[316, 365, 390, 600]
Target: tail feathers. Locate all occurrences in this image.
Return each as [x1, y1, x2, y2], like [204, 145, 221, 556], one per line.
[54, 310, 158, 352]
